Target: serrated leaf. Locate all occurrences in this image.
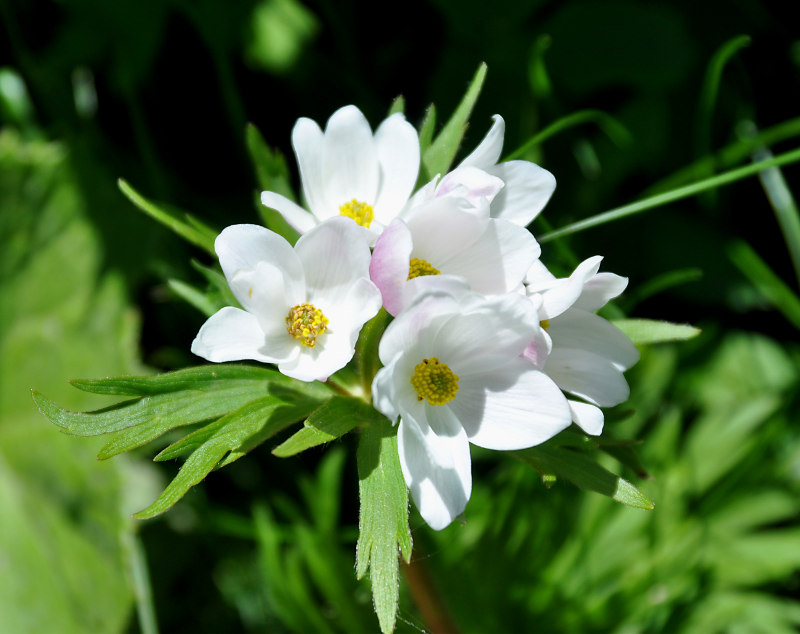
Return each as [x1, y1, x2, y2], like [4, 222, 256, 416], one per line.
[516, 445, 654, 510]
[134, 396, 306, 518]
[272, 396, 377, 457]
[422, 63, 487, 180]
[612, 318, 701, 344]
[117, 179, 216, 255]
[356, 418, 412, 634]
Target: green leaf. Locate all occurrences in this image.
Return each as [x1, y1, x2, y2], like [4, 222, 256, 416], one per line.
[245, 122, 296, 201]
[167, 278, 218, 317]
[134, 395, 304, 518]
[417, 103, 437, 157]
[388, 95, 405, 115]
[355, 308, 392, 396]
[612, 318, 701, 344]
[117, 178, 216, 255]
[515, 445, 654, 510]
[421, 63, 487, 180]
[273, 396, 379, 457]
[356, 418, 412, 634]
[190, 259, 241, 309]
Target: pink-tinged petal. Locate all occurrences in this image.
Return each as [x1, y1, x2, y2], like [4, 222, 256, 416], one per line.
[295, 217, 372, 306]
[568, 400, 604, 436]
[532, 256, 603, 320]
[191, 306, 295, 364]
[486, 161, 556, 226]
[373, 113, 420, 223]
[321, 106, 379, 213]
[438, 219, 540, 295]
[400, 275, 471, 318]
[215, 224, 303, 295]
[544, 348, 630, 407]
[260, 191, 318, 234]
[405, 196, 488, 265]
[404, 175, 440, 211]
[522, 327, 552, 371]
[436, 166, 504, 207]
[370, 219, 414, 316]
[291, 116, 326, 216]
[459, 114, 504, 169]
[451, 360, 571, 450]
[574, 272, 629, 311]
[398, 408, 472, 531]
[548, 309, 640, 370]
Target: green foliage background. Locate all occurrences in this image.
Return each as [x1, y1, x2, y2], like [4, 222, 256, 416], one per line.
[2, 0, 800, 631]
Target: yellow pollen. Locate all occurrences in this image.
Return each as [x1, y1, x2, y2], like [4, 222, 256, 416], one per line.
[540, 319, 550, 330]
[339, 199, 374, 227]
[410, 357, 459, 406]
[286, 302, 329, 348]
[408, 257, 440, 280]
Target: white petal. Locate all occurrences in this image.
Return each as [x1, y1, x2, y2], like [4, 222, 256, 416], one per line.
[260, 191, 318, 234]
[544, 348, 630, 407]
[372, 113, 420, 223]
[321, 105, 379, 213]
[372, 364, 400, 423]
[279, 329, 353, 382]
[370, 219, 414, 316]
[291, 116, 326, 217]
[295, 217, 372, 307]
[191, 306, 295, 364]
[215, 224, 303, 299]
[459, 114, 504, 169]
[524, 259, 556, 286]
[405, 196, 488, 265]
[324, 276, 383, 350]
[450, 360, 571, 450]
[574, 272, 629, 311]
[228, 261, 294, 331]
[521, 326, 552, 371]
[533, 256, 603, 320]
[568, 400, 604, 436]
[438, 219, 539, 294]
[486, 161, 556, 226]
[547, 309, 640, 370]
[436, 165, 505, 208]
[398, 408, 472, 531]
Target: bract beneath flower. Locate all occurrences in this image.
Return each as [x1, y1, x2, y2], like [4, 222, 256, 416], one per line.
[372, 290, 572, 530]
[260, 105, 420, 243]
[191, 218, 382, 382]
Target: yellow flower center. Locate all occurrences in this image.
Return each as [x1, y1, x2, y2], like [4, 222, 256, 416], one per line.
[408, 257, 441, 280]
[540, 319, 550, 330]
[410, 357, 459, 406]
[286, 303, 329, 348]
[339, 199, 374, 228]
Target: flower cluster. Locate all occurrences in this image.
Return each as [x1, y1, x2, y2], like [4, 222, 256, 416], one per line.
[192, 105, 639, 530]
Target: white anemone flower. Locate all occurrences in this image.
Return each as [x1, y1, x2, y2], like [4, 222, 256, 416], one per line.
[407, 115, 555, 227]
[372, 290, 572, 530]
[260, 105, 420, 243]
[369, 194, 540, 316]
[524, 256, 640, 435]
[191, 218, 382, 382]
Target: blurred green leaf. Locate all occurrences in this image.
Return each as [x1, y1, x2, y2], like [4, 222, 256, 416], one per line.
[356, 418, 412, 634]
[167, 278, 218, 317]
[613, 318, 701, 344]
[422, 62, 487, 180]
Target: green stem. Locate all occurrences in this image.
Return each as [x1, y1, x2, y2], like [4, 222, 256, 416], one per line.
[539, 146, 800, 243]
[122, 529, 159, 634]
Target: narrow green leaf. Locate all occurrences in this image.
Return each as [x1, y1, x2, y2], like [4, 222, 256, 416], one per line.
[117, 179, 216, 255]
[388, 95, 405, 115]
[515, 445, 654, 510]
[153, 418, 229, 462]
[134, 396, 299, 518]
[167, 278, 218, 317]
[356, 419, 412, 634]
[190, 259, 241, 309]
[272, 396, 378, 457]
[422, 63, 487, 180]
[612, 318, 701, 344]
[620, 267, 703, 311]
[417, 104, 436, 158]
[729, 240, 800, 330]
[539, 146, 800, 242]
[245, 123, 296, 201]
[356, 308, 392, 397]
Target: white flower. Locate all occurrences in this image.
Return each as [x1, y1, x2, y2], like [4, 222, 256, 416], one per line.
[191, 218, 382, 382]
[408, 115, 555, 227]
[369, 194, 540, 316]
[260, 105, 420, 242]
[372, 290, 572, 530]
[524, 256, 640, 435]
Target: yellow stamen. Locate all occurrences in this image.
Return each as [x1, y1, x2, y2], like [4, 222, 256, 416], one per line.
[408, 257, 440, 280]
[410, 357, 459, 406]
[540, 319, 550, 330]
[286, 303, 329, 348]
[339, 199, 374, 228]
